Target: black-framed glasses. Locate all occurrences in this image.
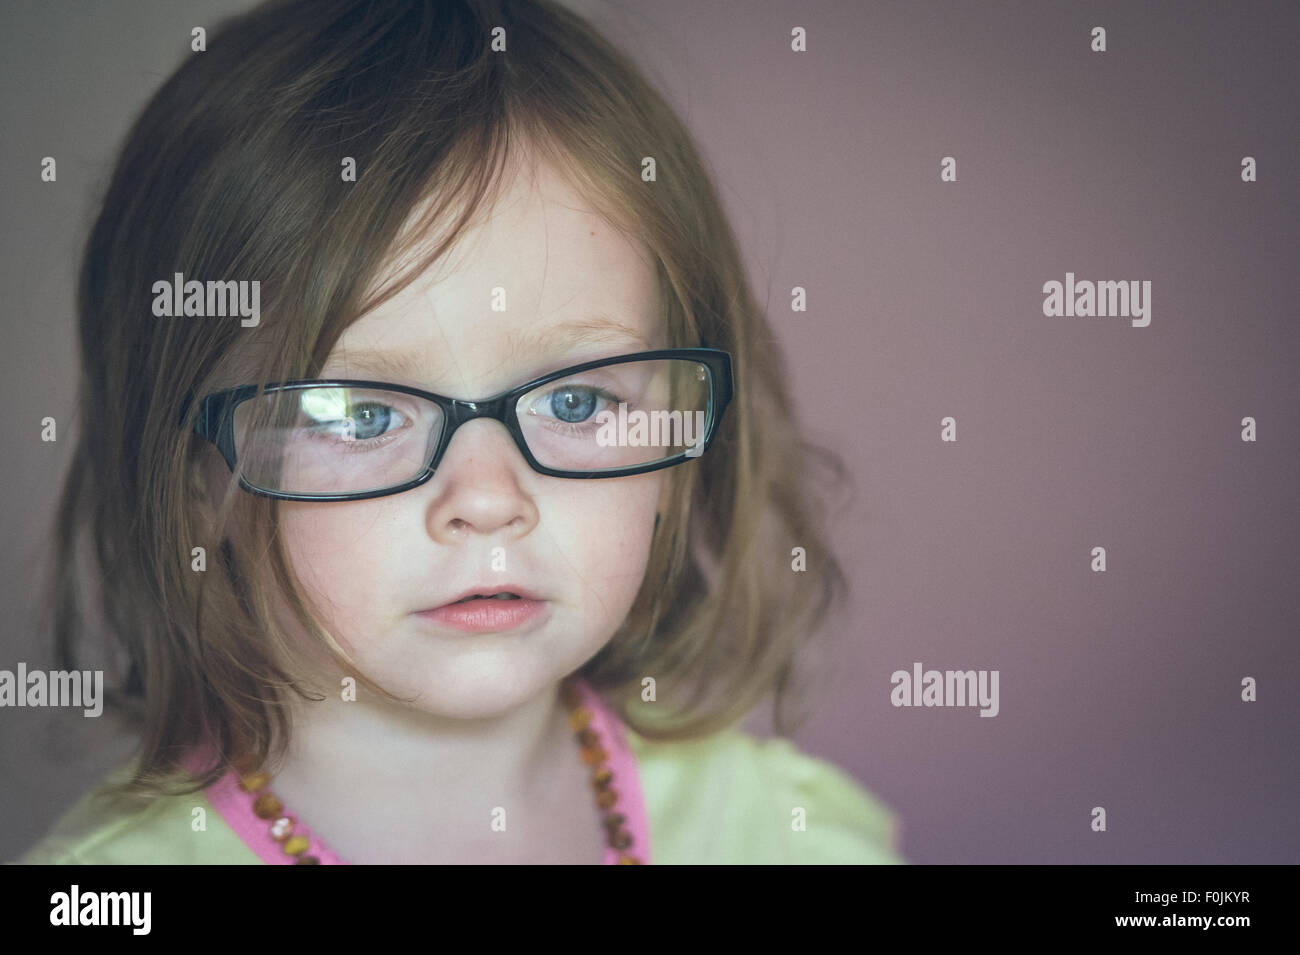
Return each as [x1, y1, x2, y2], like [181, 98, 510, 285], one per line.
[191, 348, 733, 501]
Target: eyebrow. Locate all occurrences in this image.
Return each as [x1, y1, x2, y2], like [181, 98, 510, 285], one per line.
[514, 317, 652, 355]
[323, 317, 653, 380]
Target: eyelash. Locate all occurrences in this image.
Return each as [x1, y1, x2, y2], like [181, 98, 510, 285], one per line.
[531, 384, 624, 433]
[296, 382, 628, 451]
[307, 429, 402, 453]
[303, 404, 411, 451]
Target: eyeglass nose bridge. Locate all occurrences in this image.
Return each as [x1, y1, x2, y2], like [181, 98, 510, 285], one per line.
[424, 394, 526, 475]
[447, 395, 511, 427]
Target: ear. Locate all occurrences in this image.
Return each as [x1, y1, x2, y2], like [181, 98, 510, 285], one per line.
[655, 468, 673, 518]
[188, 447, 229, 541]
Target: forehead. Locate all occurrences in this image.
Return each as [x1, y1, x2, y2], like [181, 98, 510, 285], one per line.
[325, 157, 664, 392]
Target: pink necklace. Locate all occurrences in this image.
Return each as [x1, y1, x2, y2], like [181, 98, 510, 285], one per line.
[232, 676, 644, 864]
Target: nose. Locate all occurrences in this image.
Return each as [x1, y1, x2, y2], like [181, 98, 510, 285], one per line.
[422, 416, 539, 544]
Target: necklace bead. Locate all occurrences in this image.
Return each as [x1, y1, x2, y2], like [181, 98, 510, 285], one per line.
[233, 676, 643, 864]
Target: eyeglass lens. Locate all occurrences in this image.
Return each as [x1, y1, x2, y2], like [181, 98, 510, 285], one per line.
[231, 357, 713, 495]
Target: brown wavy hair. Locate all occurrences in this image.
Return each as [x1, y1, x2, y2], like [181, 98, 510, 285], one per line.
[48, 0, 851, 801]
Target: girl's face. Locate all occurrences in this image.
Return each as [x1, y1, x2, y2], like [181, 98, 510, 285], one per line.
[277, 160, 668, 719]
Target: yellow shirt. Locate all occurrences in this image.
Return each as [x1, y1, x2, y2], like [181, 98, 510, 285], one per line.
[13, 726, 904, 865]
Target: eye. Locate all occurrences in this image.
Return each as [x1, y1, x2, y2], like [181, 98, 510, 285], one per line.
[544, 386, 600, 423]
[519, 376, 626, 432]
[302, 398, 406, 443]
[344, 402, 397, 439]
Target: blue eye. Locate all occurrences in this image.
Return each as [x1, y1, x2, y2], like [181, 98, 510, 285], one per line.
[547, 387, 599, 423]
[347, 402, 393, 439]
[304, 402, 402, 443]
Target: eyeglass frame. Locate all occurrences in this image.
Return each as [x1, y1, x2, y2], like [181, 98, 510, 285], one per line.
[189, 347, 734, 502]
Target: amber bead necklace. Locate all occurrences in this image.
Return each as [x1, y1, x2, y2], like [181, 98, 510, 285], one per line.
[234, 676, 643, 864]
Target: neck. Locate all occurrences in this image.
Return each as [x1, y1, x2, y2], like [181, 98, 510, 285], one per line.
[268, 675, 575, 802]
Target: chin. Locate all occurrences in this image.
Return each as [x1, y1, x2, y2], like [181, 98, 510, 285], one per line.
[389, 667, 558, 720]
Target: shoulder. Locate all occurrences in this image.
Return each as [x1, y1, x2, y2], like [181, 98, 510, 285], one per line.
[623, 724, 906, 864]
[11, 763, 260, 865]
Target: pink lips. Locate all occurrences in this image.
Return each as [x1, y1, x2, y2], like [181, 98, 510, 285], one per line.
[416, 595, 548, 633]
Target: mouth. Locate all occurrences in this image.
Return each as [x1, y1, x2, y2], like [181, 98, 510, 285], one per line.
[417, 589, 549, 634]
[450, 592, 522, 604]
[429, 584, 543, 610]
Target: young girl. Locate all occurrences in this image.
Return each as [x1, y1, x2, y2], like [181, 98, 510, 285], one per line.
[16, 0, 902, 864]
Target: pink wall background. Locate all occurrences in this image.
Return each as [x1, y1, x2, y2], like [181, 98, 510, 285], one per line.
[2, 0, 1296, 863]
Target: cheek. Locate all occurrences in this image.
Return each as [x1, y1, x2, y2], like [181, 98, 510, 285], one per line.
[552, 478, 661, 609]
[277, 505, 393, 626]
